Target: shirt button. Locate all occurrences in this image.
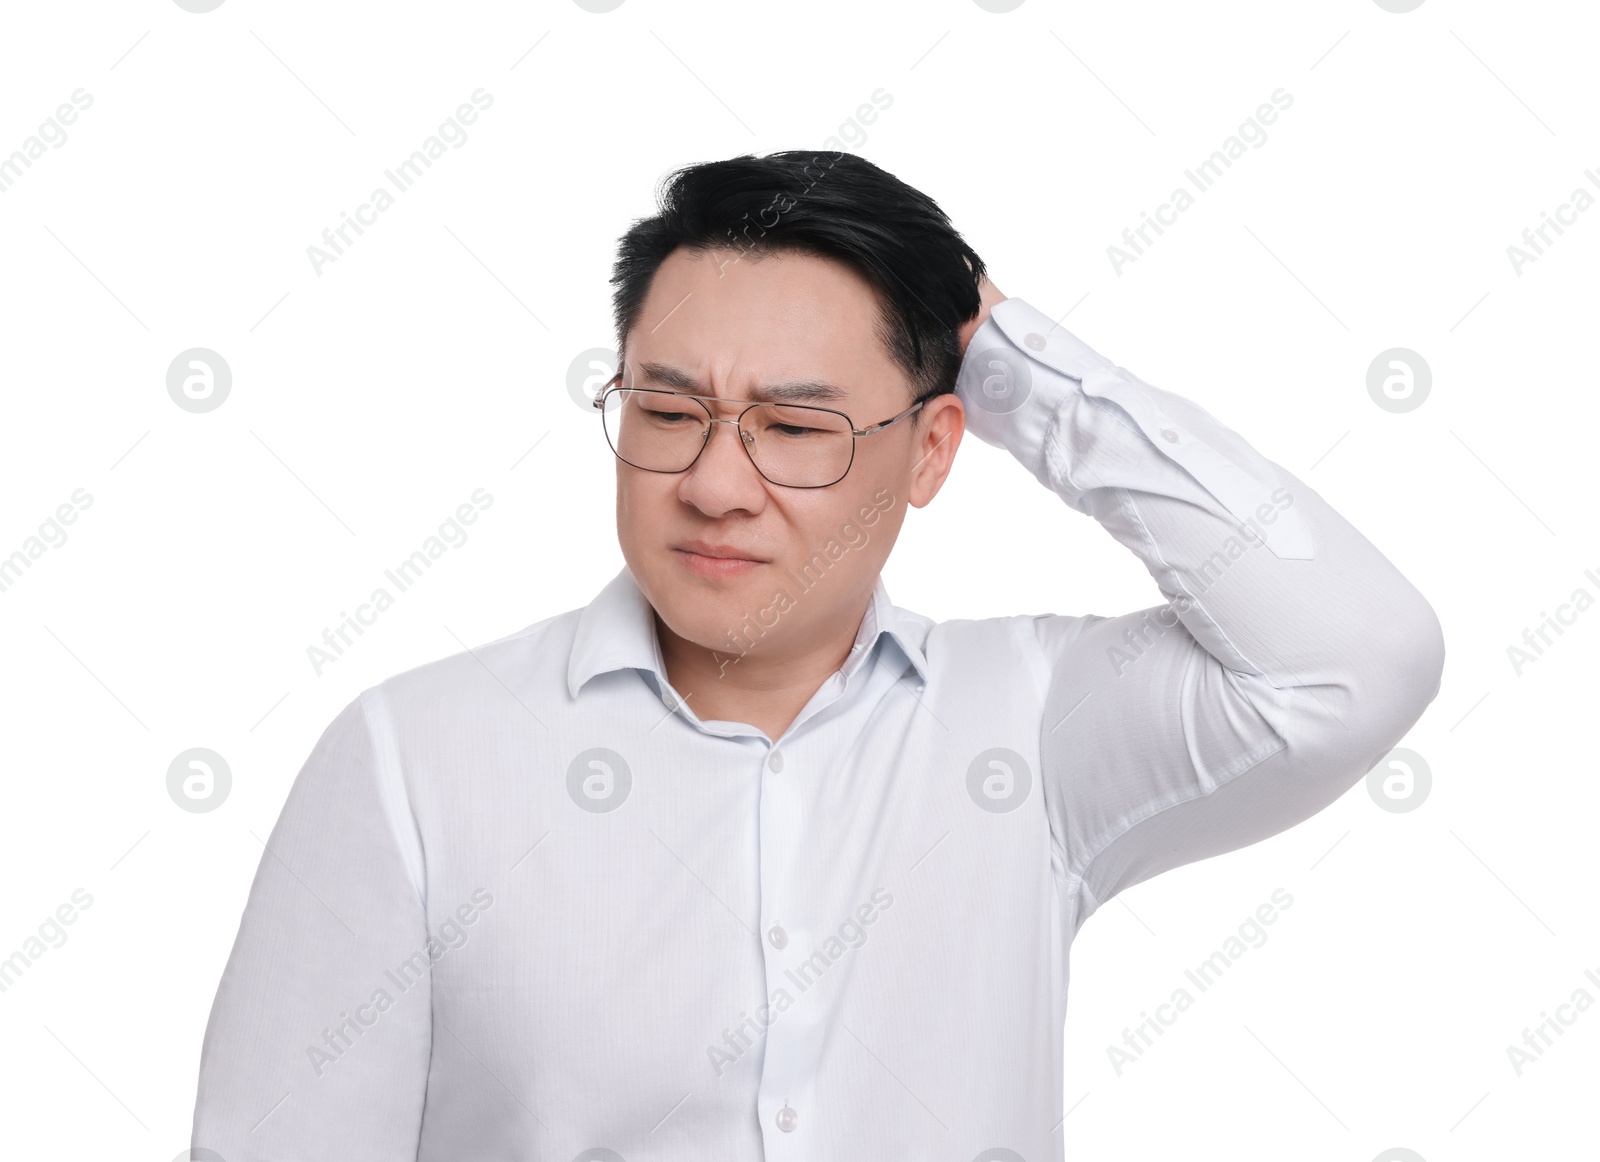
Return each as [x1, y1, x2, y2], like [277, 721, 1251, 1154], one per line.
[768, 750, 784, 773]
[776, 1104, 798, 1132]
[767, 925, 789, 949]
[1023, 332, 1046, 351]
[1160, 427, 1180, 443]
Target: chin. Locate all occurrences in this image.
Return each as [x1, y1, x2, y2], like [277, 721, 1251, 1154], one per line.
[659, 590, 748, 654]
[658, 567, 781, 645]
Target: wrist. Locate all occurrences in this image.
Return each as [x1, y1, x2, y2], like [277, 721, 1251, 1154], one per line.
[958, 277, 1007, 357]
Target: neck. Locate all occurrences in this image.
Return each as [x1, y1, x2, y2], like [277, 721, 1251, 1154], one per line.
[653, 598, 870, 741]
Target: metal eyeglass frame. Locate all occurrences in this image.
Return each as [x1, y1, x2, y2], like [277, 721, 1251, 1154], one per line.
[592, 371, 926, 489]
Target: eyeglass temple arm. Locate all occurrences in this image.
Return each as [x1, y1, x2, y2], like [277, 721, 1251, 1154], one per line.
[591, 371, 623, 408]
[853, 397, 926, 436]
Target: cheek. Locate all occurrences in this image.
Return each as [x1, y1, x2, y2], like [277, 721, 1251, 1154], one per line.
[785, 492, 872, 556]
[616, 472, 656, 524]
[614, 475, 651, 554]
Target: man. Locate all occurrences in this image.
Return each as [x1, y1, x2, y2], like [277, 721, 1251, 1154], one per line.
[192, 151, 1445, 1160]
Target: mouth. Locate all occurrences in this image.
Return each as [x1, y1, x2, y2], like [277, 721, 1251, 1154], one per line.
[671, 541, 768, 579]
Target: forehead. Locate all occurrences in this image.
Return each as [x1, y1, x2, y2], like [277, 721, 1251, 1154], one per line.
[631, 360, 851, 406]
[626, 247, 906, 404]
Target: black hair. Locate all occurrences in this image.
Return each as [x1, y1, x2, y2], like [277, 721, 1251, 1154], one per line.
[609, 151, 987, 417]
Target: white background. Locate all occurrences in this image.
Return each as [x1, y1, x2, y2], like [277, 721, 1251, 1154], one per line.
[0, 1, 1595, 1159]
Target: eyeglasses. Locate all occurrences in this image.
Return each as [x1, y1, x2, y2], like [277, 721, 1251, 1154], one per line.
[592, 372, 926, 488]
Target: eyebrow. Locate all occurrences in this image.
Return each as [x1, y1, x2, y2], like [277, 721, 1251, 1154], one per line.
[634, 360, 850, 405]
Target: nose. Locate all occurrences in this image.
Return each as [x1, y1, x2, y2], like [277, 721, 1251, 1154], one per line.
[678, 415, 766, 513]
[706, 415, 752, 449]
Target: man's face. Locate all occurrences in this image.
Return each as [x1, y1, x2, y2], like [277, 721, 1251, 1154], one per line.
[613, 245, 961, 671]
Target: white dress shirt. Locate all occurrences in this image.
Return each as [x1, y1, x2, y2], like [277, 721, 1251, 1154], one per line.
[192, 297, 1445, 1161]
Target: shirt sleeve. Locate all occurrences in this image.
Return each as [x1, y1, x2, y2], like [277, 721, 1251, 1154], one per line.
[191, 688, 432, 1161]
[954, 298, 1446, 933]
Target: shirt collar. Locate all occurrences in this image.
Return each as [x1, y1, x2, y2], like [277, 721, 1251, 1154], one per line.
[566, 564, 930, 700]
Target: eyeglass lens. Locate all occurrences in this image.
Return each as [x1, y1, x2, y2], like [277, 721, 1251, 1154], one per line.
[603, 388, 854, 487]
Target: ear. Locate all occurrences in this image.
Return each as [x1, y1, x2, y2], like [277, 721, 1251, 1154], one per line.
[907, 394, 966, 509]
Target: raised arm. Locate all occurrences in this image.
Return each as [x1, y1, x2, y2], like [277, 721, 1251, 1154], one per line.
[191, 690, 432, 1160]
[953, 295, 1446, 928]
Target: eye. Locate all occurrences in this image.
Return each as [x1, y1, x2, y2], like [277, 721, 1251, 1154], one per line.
[773, 423, 825, 437]
[639, 404, 699, 424]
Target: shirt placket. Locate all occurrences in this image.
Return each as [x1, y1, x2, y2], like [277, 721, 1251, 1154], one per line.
[754, 729, 817, 1154]
[750, 640, 905, 1158]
